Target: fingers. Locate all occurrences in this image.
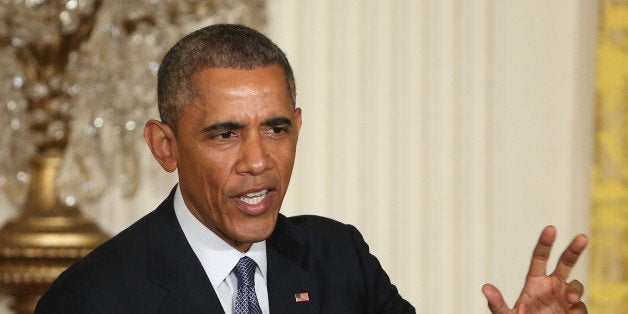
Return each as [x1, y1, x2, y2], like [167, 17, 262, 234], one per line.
[552, 234, 588, 282]
[569, 300, 588, 314]
[527, 225, 557, 278]
[482, 284, 509, 313]
[565, 279, 585, 304]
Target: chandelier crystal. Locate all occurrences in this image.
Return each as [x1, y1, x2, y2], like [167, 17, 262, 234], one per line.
[0, 1, 264, 312]
[0, 0, 265, 208]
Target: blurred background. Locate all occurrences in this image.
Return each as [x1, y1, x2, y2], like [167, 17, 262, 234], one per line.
[0, 0, 625, 313]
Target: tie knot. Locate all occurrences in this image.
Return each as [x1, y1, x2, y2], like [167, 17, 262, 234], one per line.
[233, 256, 257, 285]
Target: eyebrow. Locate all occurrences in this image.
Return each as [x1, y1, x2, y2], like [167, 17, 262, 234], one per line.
[201, 121, 244, 133]
[263, 116, 293, 127]
[200, 116, 293, 134]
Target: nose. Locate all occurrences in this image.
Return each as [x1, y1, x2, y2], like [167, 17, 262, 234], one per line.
[235, 133, 272, 175]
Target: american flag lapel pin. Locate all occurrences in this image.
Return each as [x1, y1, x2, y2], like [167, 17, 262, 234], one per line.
[294, 292, 309, 302]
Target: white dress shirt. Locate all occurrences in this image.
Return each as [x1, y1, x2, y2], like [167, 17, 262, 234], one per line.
[173, 186, 270, 314]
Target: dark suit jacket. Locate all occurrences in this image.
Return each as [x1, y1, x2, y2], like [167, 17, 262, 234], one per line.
[35, 188, 415, 313]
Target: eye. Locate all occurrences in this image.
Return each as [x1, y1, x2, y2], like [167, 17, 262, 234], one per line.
[265, 126, 288, 137]
[213, 131, 237, 140]
[271, 127, 285, 134]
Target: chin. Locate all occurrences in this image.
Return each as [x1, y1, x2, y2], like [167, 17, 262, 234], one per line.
[235, 221, 276, 243]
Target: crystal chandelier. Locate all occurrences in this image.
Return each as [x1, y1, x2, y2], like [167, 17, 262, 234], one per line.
[0, 0, 265, 207]
[0, 1, 264, 313]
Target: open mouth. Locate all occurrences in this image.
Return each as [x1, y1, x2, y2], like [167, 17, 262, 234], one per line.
[239, 189, 268, 205]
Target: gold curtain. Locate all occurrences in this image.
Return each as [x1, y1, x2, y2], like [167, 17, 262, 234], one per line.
[590, 0, 628, 312]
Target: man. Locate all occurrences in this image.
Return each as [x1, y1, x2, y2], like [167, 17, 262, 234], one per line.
[35, 24, 588, 313]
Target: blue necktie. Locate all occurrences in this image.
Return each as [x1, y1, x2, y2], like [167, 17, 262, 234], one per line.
[233, 256, 262, 314]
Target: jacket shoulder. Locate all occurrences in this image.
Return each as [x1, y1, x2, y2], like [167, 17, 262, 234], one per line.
[36, 190, 188, 313]
[276, 214, 416, 314]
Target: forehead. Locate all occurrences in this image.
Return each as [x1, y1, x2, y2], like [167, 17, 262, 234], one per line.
[179, 65, 293, 125]
[193, 65, 288, 99]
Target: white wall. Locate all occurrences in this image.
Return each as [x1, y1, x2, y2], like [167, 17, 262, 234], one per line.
[489, 0, 597, 307]
[0, 1, 598, 313]
[265, 0, 597, 312]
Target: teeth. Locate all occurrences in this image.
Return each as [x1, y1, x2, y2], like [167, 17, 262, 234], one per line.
[240, 189, 268, 205]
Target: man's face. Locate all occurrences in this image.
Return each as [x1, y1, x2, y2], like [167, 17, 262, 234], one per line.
[174, 65, 301, 252]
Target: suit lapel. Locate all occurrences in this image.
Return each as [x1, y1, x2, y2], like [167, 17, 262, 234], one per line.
[154, 258, 224, 313]
[144, 188, 224, 313]
[266, 215, 319, 314]
[143, 190, 319, 314]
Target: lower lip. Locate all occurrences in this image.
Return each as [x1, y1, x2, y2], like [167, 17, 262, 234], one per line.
[233, 191, 275, 216]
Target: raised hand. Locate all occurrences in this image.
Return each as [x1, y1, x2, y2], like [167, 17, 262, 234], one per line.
[482, 225, 588, 313]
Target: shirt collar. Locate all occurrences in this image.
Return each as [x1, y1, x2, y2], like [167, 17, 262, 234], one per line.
[173, 185, 268, 289]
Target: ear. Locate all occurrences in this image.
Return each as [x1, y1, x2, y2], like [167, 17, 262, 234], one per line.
[144, 119, 178, 172]
[294, 107, 302, 136]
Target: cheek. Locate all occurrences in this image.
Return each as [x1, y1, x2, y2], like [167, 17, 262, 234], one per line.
[273, 148, 297, 176]
[191, 146, 234, 176]
[180, 152, 233, 194]
[205, 160, 235, 189]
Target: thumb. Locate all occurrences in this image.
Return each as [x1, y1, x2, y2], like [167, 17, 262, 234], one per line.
[482, 283, 509, 313]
